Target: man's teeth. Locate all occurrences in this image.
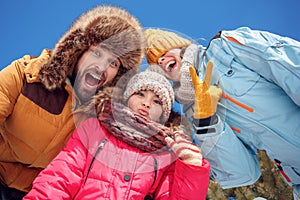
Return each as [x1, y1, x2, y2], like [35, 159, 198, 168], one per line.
[90, 73, 100, 81]
[85, 72, 104, 87]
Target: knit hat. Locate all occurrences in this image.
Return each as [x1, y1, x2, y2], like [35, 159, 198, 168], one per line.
[40, 5, 145, 90]
[124, 71, 174, 122]
[145, 28, 191, 64]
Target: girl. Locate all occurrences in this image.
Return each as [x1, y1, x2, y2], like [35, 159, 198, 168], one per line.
[24, 71, 210, 200]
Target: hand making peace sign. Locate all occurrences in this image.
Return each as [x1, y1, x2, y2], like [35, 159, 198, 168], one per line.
[189, 61, 223, 119]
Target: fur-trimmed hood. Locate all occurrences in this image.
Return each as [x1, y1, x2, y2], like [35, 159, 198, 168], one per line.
[39, 5, 145, 90]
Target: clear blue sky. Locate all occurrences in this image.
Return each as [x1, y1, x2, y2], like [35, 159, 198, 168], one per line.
[1, 0, 299, 112]
[1, 0, 299, 69]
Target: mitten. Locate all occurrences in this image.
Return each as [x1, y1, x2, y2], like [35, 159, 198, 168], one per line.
[165, 131, 203, 166]
[189, 61, 222, 119]
[174, 44, 198, 104]
[181, 43, 198, 67]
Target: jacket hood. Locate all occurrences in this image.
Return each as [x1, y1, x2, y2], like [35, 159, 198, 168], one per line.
[39, 5, 145, 90]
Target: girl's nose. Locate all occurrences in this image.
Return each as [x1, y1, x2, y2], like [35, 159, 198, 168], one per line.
[142, 102, 150, 108]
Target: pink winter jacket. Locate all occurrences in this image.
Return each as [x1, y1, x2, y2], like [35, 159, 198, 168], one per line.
[24, 118, 210, 200]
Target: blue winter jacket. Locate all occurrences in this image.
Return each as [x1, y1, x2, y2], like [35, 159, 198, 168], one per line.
[189, 27, 300, 189]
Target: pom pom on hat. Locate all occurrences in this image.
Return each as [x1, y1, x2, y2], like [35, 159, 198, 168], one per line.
[145, 28, 191, 64]
[124, 71, 174, 122]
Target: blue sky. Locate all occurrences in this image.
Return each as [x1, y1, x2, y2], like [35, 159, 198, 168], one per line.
[1, 0, 299, 69]
[1, 0, 299, 112]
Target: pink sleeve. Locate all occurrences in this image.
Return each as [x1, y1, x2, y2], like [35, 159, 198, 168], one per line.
[155, 159, 210, 200]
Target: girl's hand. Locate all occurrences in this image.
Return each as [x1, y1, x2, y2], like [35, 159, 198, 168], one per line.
[165, 131, 203, 166]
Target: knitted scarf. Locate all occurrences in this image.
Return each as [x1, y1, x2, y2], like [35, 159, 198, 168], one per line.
[98, 101, 175, 153]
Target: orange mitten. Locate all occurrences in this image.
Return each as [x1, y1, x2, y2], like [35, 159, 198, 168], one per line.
[189, 61, 222, 119]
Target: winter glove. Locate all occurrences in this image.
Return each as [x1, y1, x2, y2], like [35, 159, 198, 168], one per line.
[181, 43, 197, 67]
[174, 44, 198, 104]
[189, 60, 222, 119]
[165, 131, 203, 166]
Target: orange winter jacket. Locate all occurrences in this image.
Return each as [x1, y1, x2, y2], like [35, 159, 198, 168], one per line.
[0, 49, 76, 192]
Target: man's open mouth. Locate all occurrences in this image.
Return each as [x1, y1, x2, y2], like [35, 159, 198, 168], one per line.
[85, 72, 105, 87]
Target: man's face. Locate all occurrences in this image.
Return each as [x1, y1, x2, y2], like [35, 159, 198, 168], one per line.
[157, 48, 182, 82]
[73, 45, 121, 103]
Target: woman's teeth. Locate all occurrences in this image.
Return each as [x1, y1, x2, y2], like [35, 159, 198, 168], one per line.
[166, 61, 176, 72]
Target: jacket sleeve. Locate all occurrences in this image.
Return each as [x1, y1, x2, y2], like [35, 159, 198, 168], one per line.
[220, 27, 300, 106]
[0, 57, 26, 124]
[155, 159, 210, 200]
[194, 119, 261, 189]
[183, 101, 261, 189]
[23, 124, 89, 199]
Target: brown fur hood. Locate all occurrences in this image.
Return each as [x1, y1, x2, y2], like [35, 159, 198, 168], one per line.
[39, 5, 145, 90]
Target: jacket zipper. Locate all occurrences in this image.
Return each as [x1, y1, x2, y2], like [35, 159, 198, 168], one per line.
[152, 157, 158, 187]
[144, 157, 158, 200]
[83, 138, 107, 185]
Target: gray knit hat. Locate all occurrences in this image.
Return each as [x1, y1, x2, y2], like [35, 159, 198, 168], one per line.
[124, 71, 174, 122]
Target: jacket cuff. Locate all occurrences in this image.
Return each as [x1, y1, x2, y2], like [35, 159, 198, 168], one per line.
[176, 158, 210, 178]
[193, 115, 224, 135]
[193, 114, 218, 126]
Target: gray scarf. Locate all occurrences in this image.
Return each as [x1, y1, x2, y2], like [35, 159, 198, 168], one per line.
[98, 101, 174, 152]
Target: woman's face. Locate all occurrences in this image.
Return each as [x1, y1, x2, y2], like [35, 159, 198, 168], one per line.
[157, 48, 182, 82]
[127, 90, 163, 122]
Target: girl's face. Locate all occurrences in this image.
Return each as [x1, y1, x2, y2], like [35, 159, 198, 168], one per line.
[157, 48, 182, 82]
[127, 90, 163, 122]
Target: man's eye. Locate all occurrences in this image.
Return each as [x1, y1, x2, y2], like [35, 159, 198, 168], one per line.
[92, 49, 100, 57]
[110, 61, 118, 68]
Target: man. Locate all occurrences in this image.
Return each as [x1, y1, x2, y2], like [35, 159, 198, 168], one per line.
[145, 27, 300, 199]
[0, 5, 145, 199]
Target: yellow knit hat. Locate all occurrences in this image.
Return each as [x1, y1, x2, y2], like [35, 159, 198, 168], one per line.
[145, 28, 191, 64]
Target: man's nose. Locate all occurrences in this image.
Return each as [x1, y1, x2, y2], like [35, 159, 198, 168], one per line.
[94, 63, 110, 74]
